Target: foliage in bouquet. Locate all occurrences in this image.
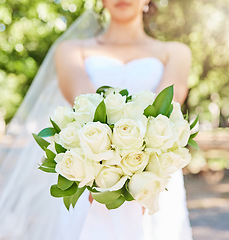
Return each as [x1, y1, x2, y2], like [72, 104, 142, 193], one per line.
[33, 85, 199, 214]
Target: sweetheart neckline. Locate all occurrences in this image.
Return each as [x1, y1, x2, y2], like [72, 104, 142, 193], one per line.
[84, 55, 165, 68]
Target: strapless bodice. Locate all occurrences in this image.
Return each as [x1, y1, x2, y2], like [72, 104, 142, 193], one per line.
[84, 56, 165, 93]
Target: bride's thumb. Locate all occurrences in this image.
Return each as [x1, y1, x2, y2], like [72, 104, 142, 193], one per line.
[89, 192, 94, 204]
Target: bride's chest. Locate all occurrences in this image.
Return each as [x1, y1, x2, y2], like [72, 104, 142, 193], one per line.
[84, 56, 165, 93]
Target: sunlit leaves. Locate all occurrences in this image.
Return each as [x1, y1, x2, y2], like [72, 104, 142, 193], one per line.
[144, 85, 174, 118]
[0, 0, 86, 123]
[93, 100, 107, 124]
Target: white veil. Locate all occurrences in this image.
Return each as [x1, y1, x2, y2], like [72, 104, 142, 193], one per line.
[0, 9, 104, 240]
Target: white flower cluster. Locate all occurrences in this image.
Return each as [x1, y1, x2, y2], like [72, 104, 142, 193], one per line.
[48, 89, 192, 214]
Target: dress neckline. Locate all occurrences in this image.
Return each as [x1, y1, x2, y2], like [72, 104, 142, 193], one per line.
[84, 55, 165, 68]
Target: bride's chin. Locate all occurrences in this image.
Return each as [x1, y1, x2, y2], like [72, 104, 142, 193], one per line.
[111, 12, 140, 23]
[108, 8, 140, 23]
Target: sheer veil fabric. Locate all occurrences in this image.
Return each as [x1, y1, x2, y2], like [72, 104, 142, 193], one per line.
[0, 10, 103, 240]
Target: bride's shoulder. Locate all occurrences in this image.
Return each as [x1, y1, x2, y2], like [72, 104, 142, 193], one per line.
[146, 38, 191, 65]
[153, 40, 192, 66]
[55, 38, 94, 58]
[164, 41, 192, 62]
[152, 39, 191, 58]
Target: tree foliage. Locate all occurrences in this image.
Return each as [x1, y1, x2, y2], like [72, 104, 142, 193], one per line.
[0, 0, 86, 122]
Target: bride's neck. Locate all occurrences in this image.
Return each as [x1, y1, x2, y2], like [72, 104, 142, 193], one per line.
[100, 15, 147, 44]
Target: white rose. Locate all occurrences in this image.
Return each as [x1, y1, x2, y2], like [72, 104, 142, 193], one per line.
[173, 120, 191, 148]
[174, 147, 192, 167]
[112, 119, 146, 150]
[146, 148, 192, 176]
[104, 92, 126, 124]
[51, 106, 74, 129]
[55, 149, 88, 182]
[95, 166, 127, 191]
[104, 87, 122, 97]
[79, 122, 114, 162]
[122, 102, 148, 124]
[103, 150, 122, 166]
[170, 102, 184, 123]
[58, 121, 82, 149]
[132, 90, 156, 109]
[145, 115, 176, 151]
[73, 94, 103, 125]
[55, 148, 102, 187]
[129, 172, 167, 215]
[121, 151, 149, 176]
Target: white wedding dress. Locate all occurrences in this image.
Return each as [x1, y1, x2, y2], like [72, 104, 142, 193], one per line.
[55, 55, 193, 240]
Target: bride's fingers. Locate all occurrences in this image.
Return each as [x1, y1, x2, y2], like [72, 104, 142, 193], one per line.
[142, 207, 145, 215]
[89, 192, 94, 204]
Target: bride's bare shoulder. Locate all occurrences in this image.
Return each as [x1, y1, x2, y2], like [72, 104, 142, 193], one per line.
[55, 38, 95, 59]
[164, 41, 192, 63]
[149, 38, 191, 59]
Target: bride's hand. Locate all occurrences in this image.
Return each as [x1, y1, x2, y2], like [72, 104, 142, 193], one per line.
[89, 192, 94, 204]
[142, 207, 145, 215]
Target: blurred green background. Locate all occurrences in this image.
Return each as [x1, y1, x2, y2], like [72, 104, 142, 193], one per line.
[0, 0, 229, 173]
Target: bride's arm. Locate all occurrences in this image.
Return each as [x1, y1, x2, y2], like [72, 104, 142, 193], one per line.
[155, 42, 192, 105]
[54, 39, 95, 106]
[55, 40, 96, 204]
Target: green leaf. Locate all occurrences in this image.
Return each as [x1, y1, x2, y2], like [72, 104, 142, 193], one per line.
[42, 158, 56, 168]
[55, 142, 67, 154]
[93, 100, 107, 124]
[96, 86, 112, 95]
[91, 189, 122, 204]
[63, 196, 71, 210]
[188, 138, 199, 150]
[45, 148, 56, 162]
[122, 181, 134, 201]
[184, 110, 189, 121]
[144, 104, 157, 118]
[38, 165, 56, 173]
[126, 95, 132, 102]
[190, 115, 199, 130]
[32, 133, 50, 150]
[71, 186, 86, 208]
[50, 183, 78, 198]
[190, 131, 199, 139]
[119, 89, 129, 97]
[153, 85, 174, 116]
[109, 124, 114, 131]
[58, 175, 74, 191]
[37, 127, 57, 138]
[106, 196, 125, 210]
[50, 118, 61, 133]
[166, 104, 173, 118]
[87, 185, 99, 193]
[63, 186, 86, 210]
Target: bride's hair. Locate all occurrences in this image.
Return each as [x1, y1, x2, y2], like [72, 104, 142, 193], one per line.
[143, 1, 158, 36]
[144, 1, 158, 17]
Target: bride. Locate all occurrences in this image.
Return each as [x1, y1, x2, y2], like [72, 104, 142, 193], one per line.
[0, 0, 192, 239]
[55, 0, 192, 239]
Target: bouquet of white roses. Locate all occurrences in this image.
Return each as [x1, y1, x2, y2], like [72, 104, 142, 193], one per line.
[33, 85, 198, 214]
